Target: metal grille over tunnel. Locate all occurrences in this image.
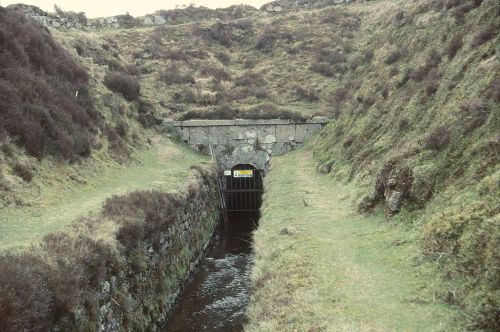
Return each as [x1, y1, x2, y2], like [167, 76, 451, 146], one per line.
[223, 164, 263, 212]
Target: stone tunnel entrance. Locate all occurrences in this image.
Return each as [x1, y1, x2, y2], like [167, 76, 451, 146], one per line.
[223, 164, 263, 212]
[164, 118, 330, 173]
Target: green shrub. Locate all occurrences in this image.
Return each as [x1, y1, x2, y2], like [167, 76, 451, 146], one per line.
[158, 64, 195, 85]
[425, 125, 451, 151]
[471, 24, 496, 47]
[296, 86, 320, 101]
[13, 163, 33, 182]
[310, 62, 334, 77]
[458, 99, 489, 134]
[235, 71, 266, 87]
[447, 33, 464, 59]
[0, 170, 10, 191]
[104, 71, 141, 101]
[385, 49, 403, 64]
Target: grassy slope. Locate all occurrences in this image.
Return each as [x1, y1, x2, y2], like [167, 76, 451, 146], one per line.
[312, 0, 499, 328]
[0, 23, 154, 208]
[87, 6, 365, 119]
[247, 141, 462, 331]
[0, 137, 209, 251]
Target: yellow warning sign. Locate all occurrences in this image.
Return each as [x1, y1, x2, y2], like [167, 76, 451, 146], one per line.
[233, 170, 253, 178]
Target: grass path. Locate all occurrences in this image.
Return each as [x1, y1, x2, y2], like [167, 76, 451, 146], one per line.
[246, 144, 462, 331]
[0, 138, 209, 252]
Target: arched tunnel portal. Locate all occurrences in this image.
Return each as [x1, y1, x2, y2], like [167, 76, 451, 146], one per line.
[164, 117, 329, 214]
[224, 164, 263, 212]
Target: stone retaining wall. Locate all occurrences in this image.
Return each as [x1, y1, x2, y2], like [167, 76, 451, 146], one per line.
[0, 165, 222, 331]
[91, 166, 221, 331]
[165, 118, 329, 172]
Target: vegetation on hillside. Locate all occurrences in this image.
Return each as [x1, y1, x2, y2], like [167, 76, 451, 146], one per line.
[0, 9, 97, 160]
[0, 164, 217, 331]
[0, 138, 209, 252]
[247, 145, 462, 331]
[310, 0, 499, 329]
[0, 6, 155, 207]
[0, 0, 498, 329]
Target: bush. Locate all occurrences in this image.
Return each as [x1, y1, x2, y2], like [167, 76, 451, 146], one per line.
[296, 86, 320, 101]
[425, 125, 451, 151]
[0, 254, 53, 332]
[0, 171, 10, 191]
[255, 28, 280, 53]
[125, 64, 140, 76]
[115, 119, 129, 137]
[179, 106, 239, 120]
[424, 69, 441, 96]
[458, 99, 489, 133]
[385, 49, 403, 64]
[486, 77, 500, 102]
[452, 2, 474, 22]
[0, 9, 99, 161]
[447, 33, 464, 59]
[104, 71, 141, 101]
[363, 49, 374, 62]
[198, 64, 231, 82]
[310, 62, 334, 77]
[179, 105, 306, 122]
[197, 20, 253, 47]
[247, 104, 306, 122]
[215, 51, 231, 65]
[235, 71, 266, 87]
[350, 59, 360, 71]
[158, 64, 195, 85]
[13, 163, 33, 182]
[399, 118, 411, 131]
[103, 190, 179, 249]
[411, 50, 442, 83]
[317, 49, 346, 65]
[471, 25, 497, 47]
[333, 87, 348, 102]
[1, 142, 14, 157]
[173, 87, 217, 106]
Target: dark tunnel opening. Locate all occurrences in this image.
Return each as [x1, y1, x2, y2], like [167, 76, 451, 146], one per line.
[224, 164, 264, 213]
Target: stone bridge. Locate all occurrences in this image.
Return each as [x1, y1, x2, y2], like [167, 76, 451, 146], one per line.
[164, 118, 329, 172]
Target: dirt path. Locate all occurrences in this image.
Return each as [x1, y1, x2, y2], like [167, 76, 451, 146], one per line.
[246, 145, 461, 331]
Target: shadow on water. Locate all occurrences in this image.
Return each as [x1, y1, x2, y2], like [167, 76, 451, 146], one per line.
[163, 211, 259, 332]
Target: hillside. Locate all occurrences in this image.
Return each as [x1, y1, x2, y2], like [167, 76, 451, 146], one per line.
[312, 1, 499, 329]
[0, 0, 498, 330]
[0, 6, 154, 209]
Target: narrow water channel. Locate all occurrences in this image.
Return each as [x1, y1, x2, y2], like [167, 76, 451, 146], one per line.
[164, 211, 259, 331]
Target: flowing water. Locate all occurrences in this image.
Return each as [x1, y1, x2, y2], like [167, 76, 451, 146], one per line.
[164, 211, 258, 332]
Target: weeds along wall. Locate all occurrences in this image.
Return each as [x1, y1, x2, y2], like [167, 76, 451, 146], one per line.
[0, 165, 221, 331]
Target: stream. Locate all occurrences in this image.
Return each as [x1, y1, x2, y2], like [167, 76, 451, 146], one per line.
[163, 211, 259, 331]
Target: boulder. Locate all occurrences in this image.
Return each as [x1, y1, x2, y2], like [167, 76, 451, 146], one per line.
[367, 162, 414, 216]
[154, 15, 166, 24]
